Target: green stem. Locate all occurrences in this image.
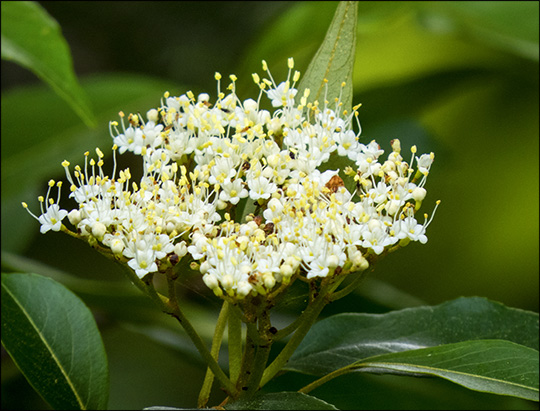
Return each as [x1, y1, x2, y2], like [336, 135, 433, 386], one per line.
[272, 315, 303, 341]
[170, 305, 237, 396]
[244, 342, 271, 397]
[59, 227, 240, 393]
[61, 226, 163, 303]
[298, 365, 355, 394]
[328, 268, 369, 301]
[228, 305, 243, 384]
[235, 322, 258, 394]
[198, 301, 230, 408]
[142, 273, 172, 310]
[163, 275, 237, 397]
[259, 276, 346, 388]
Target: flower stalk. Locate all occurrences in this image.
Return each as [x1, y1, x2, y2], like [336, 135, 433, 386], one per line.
[260, 275, 346, 388]
[198, 301, 230, 407]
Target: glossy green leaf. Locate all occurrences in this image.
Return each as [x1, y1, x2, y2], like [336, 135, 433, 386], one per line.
[287, 297, 539, 376]
[297, 1, 357, 114]
[1, 1, 96, 127]
[226, 392, 338, 410]
[352, 340, 539, 401]
[144, 408, 191, 410]
[1, 272, 109, 410]
[144, 408, 201, 410]
[141, 393, 340, 410]
[267, 363, 533, 410]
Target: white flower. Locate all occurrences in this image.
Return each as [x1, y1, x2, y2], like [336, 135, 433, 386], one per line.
[219, 178, 248, 205]
[362, 140, 384, 160]
[209, 156, 238, 185]
[416, 153, 434, 175]
[38, 204, 68, 234]
[369, 181, 391, 204]
[113, 125, 144, 155]
[263, 197, 284, 222]
[188, 233, 209, 260]
[124, 235, 159, 278]
[396, 214, 428, 244]
[248, 176, 277, 201]
[127, 248, 158, 278]
[141, 121, 164, 148]
[104, 233, 125, 255]
[153, 234, 175, 259]
[361, 224, 397, 255]
[335, 129, 360, 160]
[267, 81, 297, 107]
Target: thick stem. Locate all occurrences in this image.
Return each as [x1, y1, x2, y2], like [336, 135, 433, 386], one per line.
[244, 343, 271, 397]
[235, 323, 257, 395]
[244, 309, 273, 398]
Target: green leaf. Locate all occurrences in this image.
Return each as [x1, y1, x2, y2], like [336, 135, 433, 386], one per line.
[287, 297, 539, 376]
[1, 272, 109, 410]
[297, 1, 358, 114]
[144, 408, 202, 410]
[225, 392, 339, 410]
[143, 408, 199, 410]
[352, 340, 539, 401]
[1, 1, 96, 127]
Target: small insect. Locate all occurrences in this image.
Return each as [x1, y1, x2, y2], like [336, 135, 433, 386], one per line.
[263, 222, 275, 235]
[325, 174, 345, 193]
[248, 272, 260, 285]
[128, 113, 140, 127]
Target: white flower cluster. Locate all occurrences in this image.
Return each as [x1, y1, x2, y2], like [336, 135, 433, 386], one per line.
[23, 59, 438, 299]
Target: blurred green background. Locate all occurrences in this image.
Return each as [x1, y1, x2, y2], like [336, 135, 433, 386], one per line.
[2, 1, 538, 410]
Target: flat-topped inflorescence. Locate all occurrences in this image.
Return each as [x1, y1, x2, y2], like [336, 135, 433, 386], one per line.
[24, 58, 439, 299]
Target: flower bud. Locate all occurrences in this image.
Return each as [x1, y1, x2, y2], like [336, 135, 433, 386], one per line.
[146, 109, 159, 122]
[68, 209, 81, 226]
[326, 255, 340, 268]
[203, 273, 219, 290]
[111, 238, 124, 255]
[280, 264, 294, 277]
[412, 187, 427, 202]
[92, 222, 107, 240]
[174, 242, 188, 258]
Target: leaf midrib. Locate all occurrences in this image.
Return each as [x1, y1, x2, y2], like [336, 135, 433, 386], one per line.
[2, 281, 85, 409]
